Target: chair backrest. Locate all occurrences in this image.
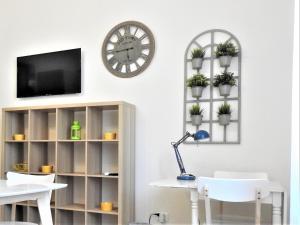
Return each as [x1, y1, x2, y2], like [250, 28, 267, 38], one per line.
[7, 172, 55, 198]
[198, 177, 270, 225]
[214, 171, 268, 180]
[198, 177, 270, 202]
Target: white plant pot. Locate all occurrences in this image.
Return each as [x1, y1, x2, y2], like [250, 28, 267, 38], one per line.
[219, 56, 232, 67]
[191, 115, 203, 126]
[218, 114, 231, 126]
[192, 58, 203, 70]
[191, 86, 204, 98]
[219, 84, 232, 97]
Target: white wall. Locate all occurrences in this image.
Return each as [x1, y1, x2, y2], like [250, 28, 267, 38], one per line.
[0, 0, 295, 224]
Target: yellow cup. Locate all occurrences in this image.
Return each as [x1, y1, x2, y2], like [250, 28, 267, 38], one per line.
[100, 202, 113, 212]
[103, 132, 117, 140]
[13, 134, 25, 141]
[41, 165, 53, 173]
[13, 163, 28, 172]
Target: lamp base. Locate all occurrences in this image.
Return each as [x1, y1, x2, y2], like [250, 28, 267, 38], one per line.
[177, 174, 196, 180]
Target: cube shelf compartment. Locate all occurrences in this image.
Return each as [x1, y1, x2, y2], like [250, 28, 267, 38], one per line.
[57, 142, 85, 175]
[4, 110, 29, 141]
[28, 206, 41, 224]
[28, 207, 55, 224]
[30, 109, 56, 141]
[58, 107, 86, 140]
[56, 209, 85, 225]
[87, 177, 118, 214]
[87, 106, 119, 140]
[1, 102, 135, 225]
[56, 175, 85, 211]
[30, 142, 55, 173]
[87, 213, 118, 225]
[4, 142, 28, 172]
[87, 142, 118, 176]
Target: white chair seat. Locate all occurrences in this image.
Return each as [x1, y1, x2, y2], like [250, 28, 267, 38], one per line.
[0, 222, 37, 225]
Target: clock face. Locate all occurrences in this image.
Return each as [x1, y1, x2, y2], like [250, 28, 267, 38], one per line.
[102, 21, 155, 78]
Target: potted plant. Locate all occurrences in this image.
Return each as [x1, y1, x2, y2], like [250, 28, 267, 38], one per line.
[215, 41, 238, 67]
[186, 74, 209, 98]
[191, 47, 205, 70]
[189, 104, 203, 126]
[218, 103, 231, 126]
[213, 71, 236, 97]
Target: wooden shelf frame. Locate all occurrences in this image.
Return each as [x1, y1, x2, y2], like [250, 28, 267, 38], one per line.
[1, 101, 135, 225]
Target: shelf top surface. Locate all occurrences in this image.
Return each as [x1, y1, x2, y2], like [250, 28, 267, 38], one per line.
[57, 203, 85, 212]
[88, 207, 118, 215]
[2, 101, 134, 111]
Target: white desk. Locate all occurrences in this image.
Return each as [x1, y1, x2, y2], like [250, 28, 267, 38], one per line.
[0, 180, 67, 225]
[150, 179, 287, 225]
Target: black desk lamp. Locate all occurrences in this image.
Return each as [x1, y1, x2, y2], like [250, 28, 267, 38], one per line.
[172, 130, 209, 180]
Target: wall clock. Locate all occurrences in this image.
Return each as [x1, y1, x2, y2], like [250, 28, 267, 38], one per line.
[102, 21, 155, 78]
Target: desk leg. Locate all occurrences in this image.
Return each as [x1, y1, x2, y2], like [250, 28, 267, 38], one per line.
[272, 192, 282, 225]
[190, 189, 199, 225]
[37, 193, 53, 225]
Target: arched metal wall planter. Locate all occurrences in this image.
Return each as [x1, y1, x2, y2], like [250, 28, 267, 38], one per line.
[183, 29, 242, 144]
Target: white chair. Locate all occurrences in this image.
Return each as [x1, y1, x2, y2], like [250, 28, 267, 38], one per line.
[213, 170, 269, 222]
[214, 171, 268, 180]
[198, 177, 270, 225]
[0, 172, 55, 225]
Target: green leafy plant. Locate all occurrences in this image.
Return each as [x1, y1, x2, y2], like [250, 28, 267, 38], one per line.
[215, 41, 238, 57]
[187, 74, 209, 88]
[189, 104, 203, 116]
[191, 47, 205, 59]
[213, 72, 236, 87]
[218, 103, 232, 115]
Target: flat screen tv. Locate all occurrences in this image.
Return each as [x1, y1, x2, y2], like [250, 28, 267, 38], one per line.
[17, 48, 81, 98]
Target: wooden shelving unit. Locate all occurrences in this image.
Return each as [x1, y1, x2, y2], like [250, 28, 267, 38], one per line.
[1, 101, 135, 225]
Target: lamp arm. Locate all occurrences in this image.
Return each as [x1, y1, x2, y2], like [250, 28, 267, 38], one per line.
[172, 132, 192, 148]
[171, 132, 192, 175]
[173, 145, 186, 174]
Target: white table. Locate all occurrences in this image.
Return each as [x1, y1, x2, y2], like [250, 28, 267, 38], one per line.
[0, 180, 67, 225]
[150, 179, 287, 225]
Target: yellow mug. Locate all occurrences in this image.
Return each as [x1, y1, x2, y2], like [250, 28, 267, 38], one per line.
[41, 165, 53, 173]
[103, 132, 117, 140]
[13, 134, 25, 141]
[13, 163, 28, 172]
[100, 202, 113, 212]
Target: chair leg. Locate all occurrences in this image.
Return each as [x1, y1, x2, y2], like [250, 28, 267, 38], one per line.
[11, 203, 16, 221]
[255, 190, 262, 225]
[204, 187, 212, 225]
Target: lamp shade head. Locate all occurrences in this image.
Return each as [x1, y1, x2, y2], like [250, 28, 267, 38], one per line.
[194, 130, 209, 140]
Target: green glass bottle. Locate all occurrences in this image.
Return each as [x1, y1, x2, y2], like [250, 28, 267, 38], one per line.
[71, 120, 81, 140]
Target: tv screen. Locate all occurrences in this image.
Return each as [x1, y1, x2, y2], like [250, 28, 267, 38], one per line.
[17, 48, 81, 98]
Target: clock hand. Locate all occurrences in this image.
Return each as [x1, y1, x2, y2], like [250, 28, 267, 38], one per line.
[127, 50, 130, 60]
[115, 47, 134, 53]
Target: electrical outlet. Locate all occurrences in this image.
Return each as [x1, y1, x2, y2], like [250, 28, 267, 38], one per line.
[158, 212, 168, 223]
